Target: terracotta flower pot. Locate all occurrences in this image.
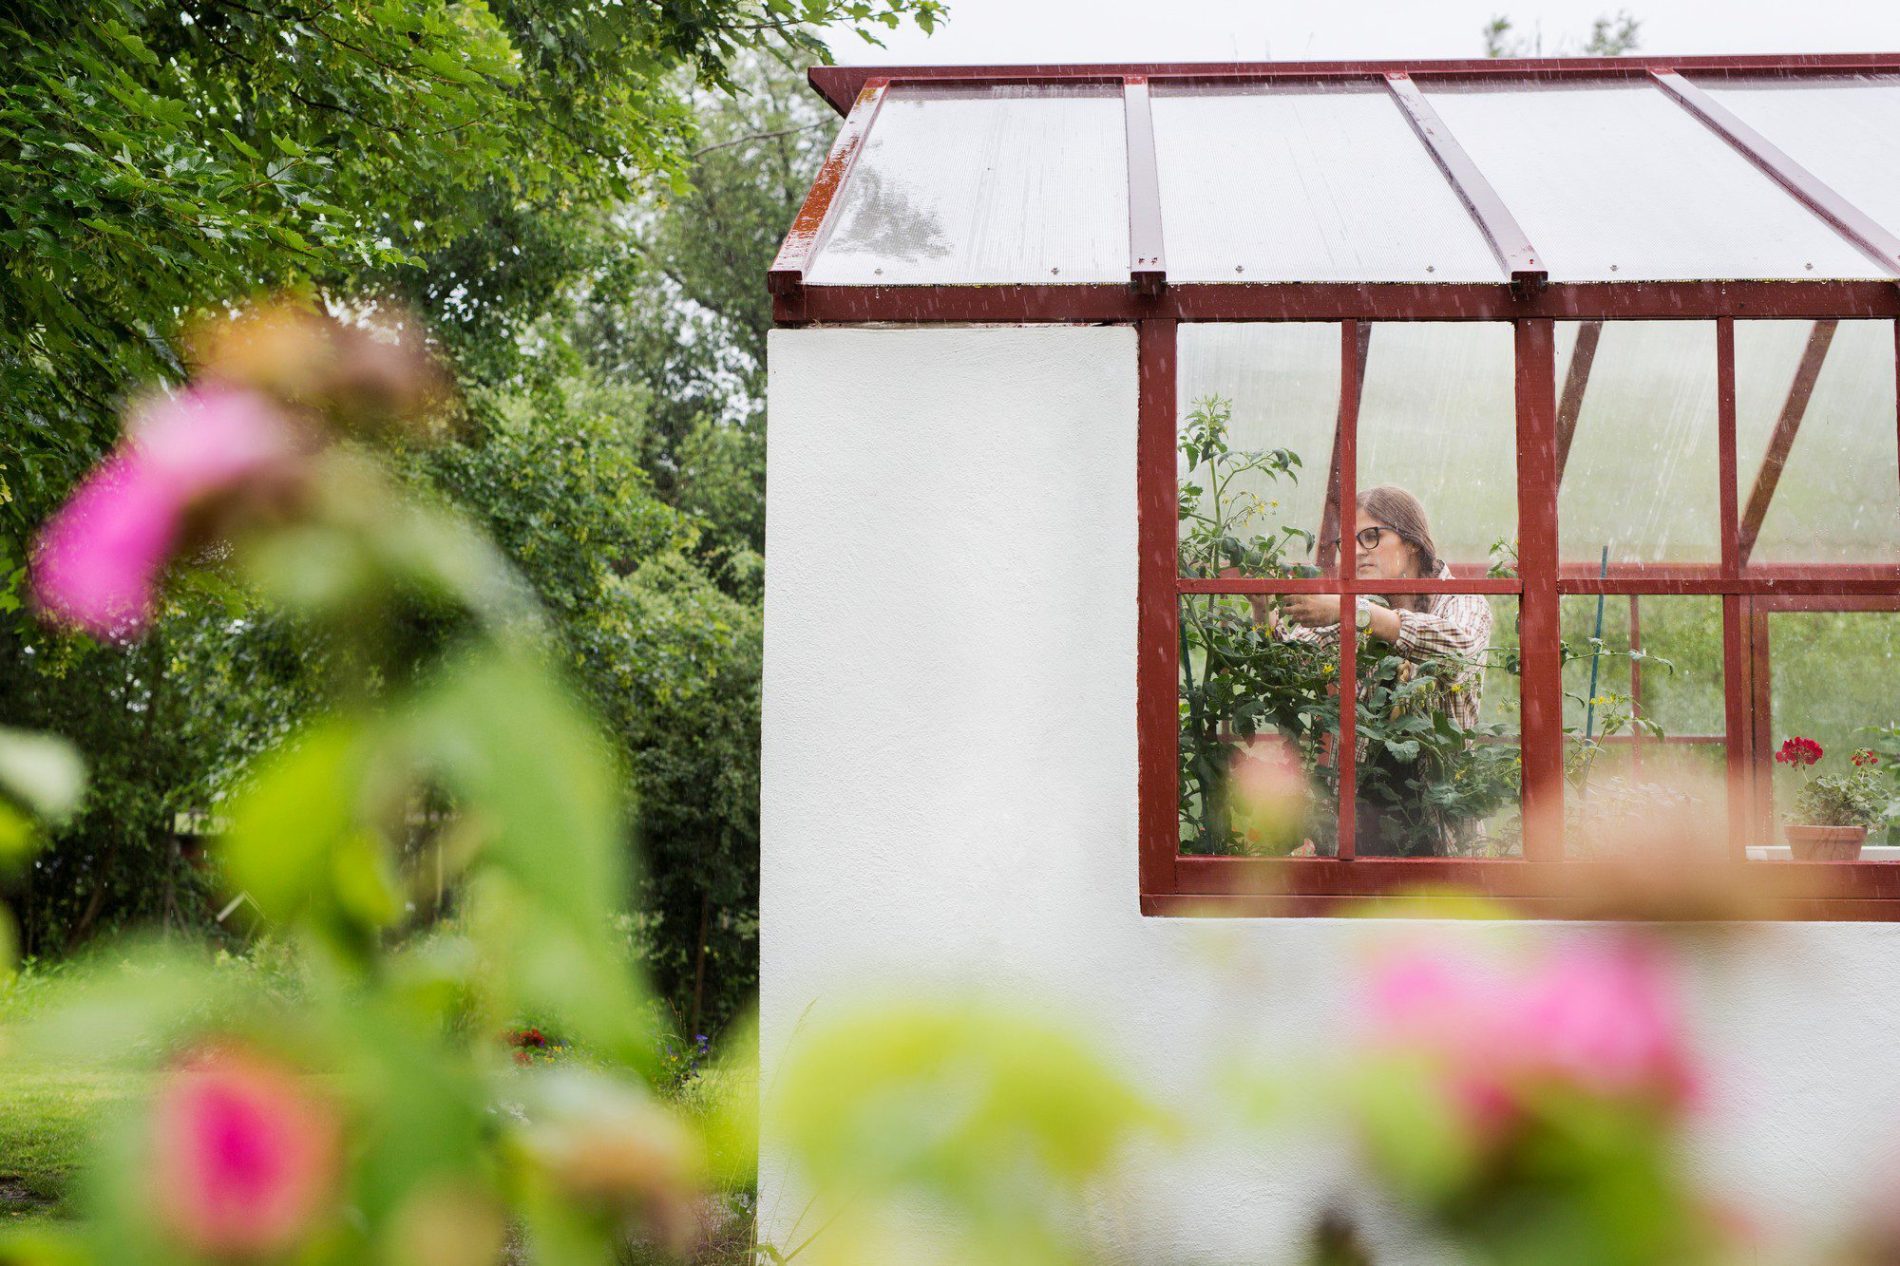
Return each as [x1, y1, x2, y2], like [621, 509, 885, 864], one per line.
[1785, 824, 1868, 861]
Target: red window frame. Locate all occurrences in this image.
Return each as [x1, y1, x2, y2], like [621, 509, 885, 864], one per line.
[771, 54, 1900, 919]
[1139, 315, 1900, 919]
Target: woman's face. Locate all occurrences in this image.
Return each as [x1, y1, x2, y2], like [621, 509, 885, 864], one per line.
[1355, 507, 1422, 581]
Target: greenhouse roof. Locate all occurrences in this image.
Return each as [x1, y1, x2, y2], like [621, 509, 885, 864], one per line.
[770, 54, 1900, 319]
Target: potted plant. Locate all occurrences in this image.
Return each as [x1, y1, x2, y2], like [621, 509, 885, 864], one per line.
[1778, 737, 1886, 860]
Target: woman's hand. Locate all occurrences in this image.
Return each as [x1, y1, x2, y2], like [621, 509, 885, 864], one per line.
[1280, 593, 1344, 628]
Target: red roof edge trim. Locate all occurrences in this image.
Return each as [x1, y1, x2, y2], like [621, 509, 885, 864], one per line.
[806, 53, 1900, 115]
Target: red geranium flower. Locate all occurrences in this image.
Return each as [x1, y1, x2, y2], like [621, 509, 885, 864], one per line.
[1774, 737, 1823, 767]
[1853, 748, 1880, 768]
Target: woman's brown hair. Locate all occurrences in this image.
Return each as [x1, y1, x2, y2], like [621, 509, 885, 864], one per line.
[1358, 485, 1440, 613]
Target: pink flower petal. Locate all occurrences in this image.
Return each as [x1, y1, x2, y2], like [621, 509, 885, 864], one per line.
[150, 1049, 338, 1257]
[30, 454, 182, 638]
[31, 386, 299, 639]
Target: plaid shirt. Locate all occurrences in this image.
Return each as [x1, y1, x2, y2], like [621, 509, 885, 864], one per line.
[1278, 566, 1494, 730]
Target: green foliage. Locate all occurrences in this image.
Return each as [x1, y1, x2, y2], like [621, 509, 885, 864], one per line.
[766, 999, 1168, 1266]
[3, 22, 835, 1032]
[1790, 763, 1887, 829]
[1, 0, 942, 543]
[0, 309, 761, 1262]
[406, 384, 761, 1038]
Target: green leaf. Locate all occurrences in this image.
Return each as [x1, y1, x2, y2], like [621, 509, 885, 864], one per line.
[221, 718, 369, 924]
[0, 727, 85, 825]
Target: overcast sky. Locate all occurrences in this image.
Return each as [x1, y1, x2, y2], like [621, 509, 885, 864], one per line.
[824, 0, 1900, 66]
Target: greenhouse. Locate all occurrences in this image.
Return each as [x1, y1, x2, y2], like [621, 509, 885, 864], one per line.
[768, 53, 1900, 917]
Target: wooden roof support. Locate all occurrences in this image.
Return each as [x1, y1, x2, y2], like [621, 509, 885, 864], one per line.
[1554, 320, 1604, 483]
[1737, 319, 1837, 564]
[1318, 323, 1374, 571]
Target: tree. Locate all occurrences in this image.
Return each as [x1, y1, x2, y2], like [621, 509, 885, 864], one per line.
[2, 0, 942, 543]
[0, 4, 923, 1014]
[1483, 9, 1642, 57]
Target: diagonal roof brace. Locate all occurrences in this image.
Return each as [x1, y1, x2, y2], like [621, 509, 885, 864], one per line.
[1652, 71, 1900, 279]
[1122, 77, 1168, 296]
[1383, 73, 1547, 291]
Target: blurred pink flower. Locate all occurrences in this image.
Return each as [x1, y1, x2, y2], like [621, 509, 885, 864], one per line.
[1513, 941, 1697, 1108]
[1227, 736, 1310, 852]
[31, 386, 298, 638]
[149, 1046, 340, 1259]
[1365, 937, 1696, 1139]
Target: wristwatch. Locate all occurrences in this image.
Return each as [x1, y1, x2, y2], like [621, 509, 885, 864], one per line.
[1354, 600, 1373, 632]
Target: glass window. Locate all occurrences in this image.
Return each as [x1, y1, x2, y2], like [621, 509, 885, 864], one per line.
[1150, 82, 1503, 283]
[1357, 323, 1517, 573]
[1354, 595, 1521, 858]
[1734, 319, 1900, 566]
[1706, 76, 1900, 246]
[1422, 81, 1884, 281]
[806, 84, 1128, 285]
[1178, 596, 1338, 856]
[1759, 609, 1900, 857]
[1560, 596, 1727, 858]
[1178, 323, 1340, 580]
[1557, 321, 1721, 566]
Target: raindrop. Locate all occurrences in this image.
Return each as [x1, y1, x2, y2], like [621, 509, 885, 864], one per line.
[1609, 264, 1619, 272]
[1805, 262, 1814, 271]
[1426, 264, 1436, 273]
[1051, 267, 1060, 276]
[1235, 265, 1245, 274]
[874, 267, 883, 276]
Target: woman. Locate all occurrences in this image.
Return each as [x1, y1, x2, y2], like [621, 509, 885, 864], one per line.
[1260, 485, 1494, 855]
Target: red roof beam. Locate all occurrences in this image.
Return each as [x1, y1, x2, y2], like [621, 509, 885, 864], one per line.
[809, 54, 1900, 115]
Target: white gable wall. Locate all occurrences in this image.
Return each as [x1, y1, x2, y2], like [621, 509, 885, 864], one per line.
[762, 324, 1900, 1263]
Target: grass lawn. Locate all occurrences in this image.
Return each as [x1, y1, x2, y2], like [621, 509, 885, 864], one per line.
[0, 1068, 138, 1227]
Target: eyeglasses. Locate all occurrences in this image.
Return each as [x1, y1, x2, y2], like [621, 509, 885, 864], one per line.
[1319, 526, 1401, 554]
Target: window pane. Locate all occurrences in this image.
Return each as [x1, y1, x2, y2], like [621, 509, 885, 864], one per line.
[1354, 594, 1521, 858]
[1759, 610, 1900, 858]
[1150, 82, 1503, 283]
[1562, 595, 1727, 858]
[806, 84, 1128, 285]
[1178, 595, 1338, 856]
[1558, 321, 1720, 566]
[1358, 323, 1517, 573]
[1734, 320, 1900, 566]
[1178, 323, 1339, 579]
[1422, 81, 1883, 281]
[1706, 76, 1900, 245]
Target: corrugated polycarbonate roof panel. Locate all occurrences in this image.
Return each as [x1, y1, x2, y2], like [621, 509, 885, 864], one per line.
[805, 83, 1129, 285]
[1150, 81, 1505, 283]
[1705, 75, 1900, 247]
[1422, 79, 1884, 282]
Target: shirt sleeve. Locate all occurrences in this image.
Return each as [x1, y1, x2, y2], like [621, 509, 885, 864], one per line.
[1392, 593, 1493, 665]
[1274, 618, 1335, 647]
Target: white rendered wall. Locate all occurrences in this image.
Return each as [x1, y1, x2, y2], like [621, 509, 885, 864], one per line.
[762, 325, 1900, 1263]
